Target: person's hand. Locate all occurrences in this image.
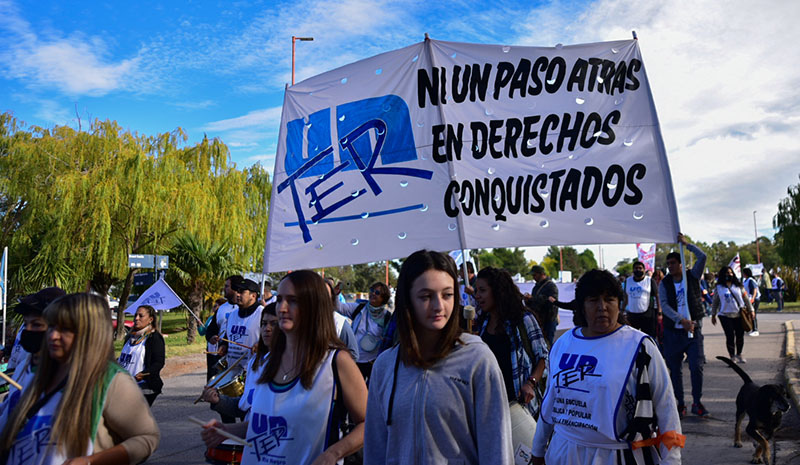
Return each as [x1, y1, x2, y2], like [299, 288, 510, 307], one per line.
[202, 386, 220, 404]
[531, 456, 546, 465]
[547, 296, 556, 302]
[519, 382, 536, 404]
[209, 335, 219, 345]
[201, 419, 228, 448]
[310, 449, 339, 465]
[711, 315, 717, 326]
[464, 285, 474, 296]
[523, 292, 531, 299]
[134, 372, 145, 381]
[677, 233, 688, 245]
[218, 345, 227, 356]
[680, 318, 695, 333]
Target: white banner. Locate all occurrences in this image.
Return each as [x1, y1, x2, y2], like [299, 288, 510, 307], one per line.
[729, 253, 741, 279]
[126, 278, 186, 313]
[636, 243, 656, 272]
[264, 38, 680, 272]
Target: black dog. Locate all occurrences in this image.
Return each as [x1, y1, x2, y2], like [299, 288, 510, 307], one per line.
[717, 356, 791, 464]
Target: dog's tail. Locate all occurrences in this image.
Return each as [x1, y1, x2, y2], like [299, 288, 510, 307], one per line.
[716, 356, 753, 384]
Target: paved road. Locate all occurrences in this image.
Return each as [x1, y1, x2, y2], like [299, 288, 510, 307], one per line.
[147, 313, 800, 464]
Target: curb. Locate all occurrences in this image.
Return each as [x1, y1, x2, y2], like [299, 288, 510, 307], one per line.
[784, 320, 800, 412]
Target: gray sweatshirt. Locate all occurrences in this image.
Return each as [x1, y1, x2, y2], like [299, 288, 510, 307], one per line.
[364, 333, 514, 465]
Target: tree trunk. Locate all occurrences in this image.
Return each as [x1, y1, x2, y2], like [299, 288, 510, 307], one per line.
[186, 281, 203, 344]
[115, 269, 135, 341]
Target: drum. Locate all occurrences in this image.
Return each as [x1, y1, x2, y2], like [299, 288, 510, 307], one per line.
[205, 440, 243, 465]
[509, 401, 537, 463]
[213, 358, 228, 374]
[209, 367, 246, 398]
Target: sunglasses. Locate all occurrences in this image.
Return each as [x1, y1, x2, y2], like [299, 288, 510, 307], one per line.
[370, 289, 382, 295]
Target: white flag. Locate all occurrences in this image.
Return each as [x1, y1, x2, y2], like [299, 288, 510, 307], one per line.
[126, 278, 186, 313]
[729, 253, 741, 279]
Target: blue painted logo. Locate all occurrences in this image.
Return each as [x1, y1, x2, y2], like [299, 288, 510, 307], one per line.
[554, 352, 601, 393]
[278, 95, 433, 243]
[248, 413, 292, 461]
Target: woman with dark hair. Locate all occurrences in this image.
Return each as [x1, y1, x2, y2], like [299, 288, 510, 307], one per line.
[532, 270, 682, 465]
[364, 250, 513, 465]
[474, 267, 548, 416]
[711, 266, 754, 363]
[334, 281, 392, 379]
[118, 305, 165, 406]
[0, 293, 159, 464]
[202, 270, 367, 465]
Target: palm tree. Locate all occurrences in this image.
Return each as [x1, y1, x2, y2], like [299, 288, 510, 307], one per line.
[168, 234, 239, 343]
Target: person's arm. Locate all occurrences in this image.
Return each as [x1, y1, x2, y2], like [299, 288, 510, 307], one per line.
[658, 281, 680, 324]
[93, 373, 160, 464]
[335, 301, 360, 318]
[313, 351, 368, 465]
[201, 419, 249, 448]
[473, 348, 514, 464]
[140, 333, 165, 382]
[650, 279, 659, 313]
[363, 354, 390, 465]
[685, 243, 706, 280]
[338, 321, 360, 360]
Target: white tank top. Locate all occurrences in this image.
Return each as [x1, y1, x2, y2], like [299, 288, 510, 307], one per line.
[118, 336, 148, 377]
[225, 306, 263, 366]
[625, 276, 652, 314]
[541, 325, 646, 449]
[6, 390, 93, 465]
[716, 285, 745, 315]
[241, 350, 338, 465]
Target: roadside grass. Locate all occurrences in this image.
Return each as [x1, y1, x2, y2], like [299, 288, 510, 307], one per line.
[113, 310, 205, 358]
[758, 301, 800, 312]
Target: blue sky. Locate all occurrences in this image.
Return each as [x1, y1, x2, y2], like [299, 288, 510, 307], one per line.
[2, 0, 799, 269]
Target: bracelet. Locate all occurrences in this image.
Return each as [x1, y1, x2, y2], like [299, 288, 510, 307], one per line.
[527, 376, 537, 386]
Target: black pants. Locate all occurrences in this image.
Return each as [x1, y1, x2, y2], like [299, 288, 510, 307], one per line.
[719, 315, 745, 356]
[206, 353, 221, 382]
[144, 392, 159, 406]
[752, 300, 760, 331]
[626, 312, 657, 339]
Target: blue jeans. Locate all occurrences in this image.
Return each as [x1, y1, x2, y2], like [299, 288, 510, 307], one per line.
[663, 322, 705, 406]
[542, 320, 557, 345]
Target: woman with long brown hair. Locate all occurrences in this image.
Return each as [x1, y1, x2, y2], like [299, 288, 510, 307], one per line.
[0, 293, 159, 464]
[202, 270, 367, 465]
[363, 250, 513, 464]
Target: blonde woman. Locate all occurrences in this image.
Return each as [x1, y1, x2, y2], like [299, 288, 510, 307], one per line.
[0, 293, 160, 464]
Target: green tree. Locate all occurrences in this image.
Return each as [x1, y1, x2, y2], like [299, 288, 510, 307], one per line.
[473, 248, 529, 276]
[615, 258, 634, 276]
[774, 176, 800, 267]
[167, 234, 239, 343]
[543, 246, 597, 279]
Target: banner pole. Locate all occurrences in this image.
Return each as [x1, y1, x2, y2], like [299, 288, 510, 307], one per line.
[1, 247, 6, 346]
[678, 243, 692, 336]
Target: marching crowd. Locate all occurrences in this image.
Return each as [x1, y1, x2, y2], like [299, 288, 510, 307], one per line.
[0, 233, 790, 464]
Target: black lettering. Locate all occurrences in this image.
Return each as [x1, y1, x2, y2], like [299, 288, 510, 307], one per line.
[489, 119, 504, 159]
[566, 58, 588, 92]
[446, 123, 464, 161]
[624, 163, 646, 204]
[494, 61, 515, 100]
[599, 111, 620, 145]
[491, 178, 507, 221]
[600, 60, 615, 94]
[444, 181, 460, 216]
[460, 181, 474, 215]
[440, 66, 447, 104]
[558, 111, 584, 152]
[625, 59, 642, 91]
[548, 169, 567, 211]
[581, 166, 603, 208]
[545, 57, 567, 93]
[471, 122, 488, 159]
[475, 178, 492, 216]
[523, 174, 534, 213]
[602, 165, 625, 206]
[417, 68, 438, 108]
[470, 63, 492, 102]
[432, 124, 447, 163]
[560, 168, 582, 210]
[540, 113, 560, 155]
[509, 59, 532, 98]
[507, 176, 523, 215]
[613, 61, 627, 95]
[586, 58, 603, 92]
[521, 115, 540, 157]
[528, 57, 548, 96]
[505, 118, 522, 157]
[530, 174, 547, 213]
[580, 112, 602, 149]
[452, 65, 470, 103]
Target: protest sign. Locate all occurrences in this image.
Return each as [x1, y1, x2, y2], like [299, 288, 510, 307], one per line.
[636, 243, 656, 272]
[264, 38, 680, 272]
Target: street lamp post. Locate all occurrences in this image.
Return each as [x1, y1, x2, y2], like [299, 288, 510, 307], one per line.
[291, 36, 314, 85]
[753, 210, 760, 263]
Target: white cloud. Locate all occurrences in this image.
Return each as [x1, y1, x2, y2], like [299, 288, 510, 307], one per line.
[203, 106, 283, 131]
[0, 0, 148, 96]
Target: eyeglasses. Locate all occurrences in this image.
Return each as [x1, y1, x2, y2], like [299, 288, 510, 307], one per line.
[370, 289, 382, 295]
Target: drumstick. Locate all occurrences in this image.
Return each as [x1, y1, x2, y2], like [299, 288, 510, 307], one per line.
[193, 351, 248, 404]
[188, 416, 252, 448]
[204, 350, 222, 355]
[0, 371, 23, 391]
[220, 337, 257, 352]
[138, 373, 150, 377]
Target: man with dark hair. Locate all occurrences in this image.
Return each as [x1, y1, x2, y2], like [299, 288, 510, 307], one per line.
[525, 265, 559, 345]
[623, 260, 659, 338]
[742, 268, 761, 336]
[210, 275, 243, 355]
[658, 233, 708, 418]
